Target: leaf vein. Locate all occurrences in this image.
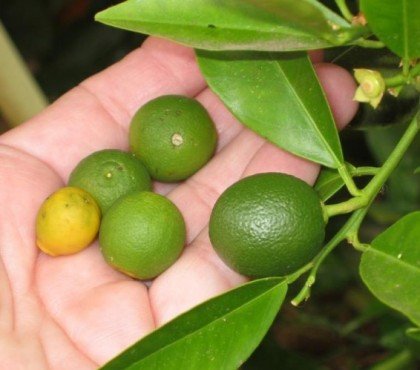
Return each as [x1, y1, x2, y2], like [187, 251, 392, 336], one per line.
[402, 0, 409, 59]
[367, 248, 420, 274]
[121, 281, 286, 369]
[269, 54, 341, 166]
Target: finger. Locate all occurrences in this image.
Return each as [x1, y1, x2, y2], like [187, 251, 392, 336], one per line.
[0, 37, 206, 180]
[315, 63, 359, 128]
[242, 142, 320, 184]
[308, 49, 324, 64]
[0, 145, 62, 317]
[40, 319, 97, 370]
[0, 334, 51, 370]
[150, 63, 359, 325]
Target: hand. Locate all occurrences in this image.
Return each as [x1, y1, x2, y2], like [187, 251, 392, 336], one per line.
[0, 37, 358, 369]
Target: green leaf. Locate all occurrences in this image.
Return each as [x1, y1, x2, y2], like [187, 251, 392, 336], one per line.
[315, 164, 356, 201]
[314, 167, 344, 201]
[415, 166, 420, 174]
[241, 0, 353, 44]
[95, 0, 352, 52]
[360, 0, 420, 59]
[100, 278, 287, 370]
[370, 350, 414, 370]
[197, 50, 344, 168]
[406, 327, 420, 341]
[360, 211, 420, 326]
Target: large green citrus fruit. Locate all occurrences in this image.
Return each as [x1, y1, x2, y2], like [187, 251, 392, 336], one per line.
[209, 173, 326, 278]
[36, 187, 101, 256]
[68, 149, 151, 214]
[99, 191, 186, 279]
[129, 95, 217, 182]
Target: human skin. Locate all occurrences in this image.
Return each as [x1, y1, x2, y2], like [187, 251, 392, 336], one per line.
[0, 37, 358, 369]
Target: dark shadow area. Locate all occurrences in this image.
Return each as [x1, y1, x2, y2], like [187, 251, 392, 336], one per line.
[1, 0, 145, 102]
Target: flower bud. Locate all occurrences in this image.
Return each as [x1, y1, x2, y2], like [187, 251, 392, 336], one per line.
[353, 69, 386, 108]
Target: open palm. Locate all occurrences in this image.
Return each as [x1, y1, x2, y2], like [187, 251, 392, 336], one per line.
[0, 37, 358, 369]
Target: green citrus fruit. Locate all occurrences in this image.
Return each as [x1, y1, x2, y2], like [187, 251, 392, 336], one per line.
[68, 149, 151, 214]
[129, 95, 217, 182]
[99, 191, 186, 279]
[36, 187, 101, 256]
[209, 173, 326, 278]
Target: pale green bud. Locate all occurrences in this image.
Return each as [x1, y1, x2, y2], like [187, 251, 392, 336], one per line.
[353, 69, 386, 108]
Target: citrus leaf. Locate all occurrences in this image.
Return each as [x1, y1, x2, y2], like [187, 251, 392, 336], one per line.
[360, 0, 420, 59]
[315, 168, 345, 201]
[406, 327, 420, 341]
[95, 0, 349, 52]
[360, 211, 420, 326]
[100, 278, 287, 370]
[315, 164, 356, 201]
[197, 50, 344, 168]
[241, 0, 356, 45]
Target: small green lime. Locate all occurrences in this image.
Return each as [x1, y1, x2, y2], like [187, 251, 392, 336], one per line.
[129, 95, 217, 182]
[99, 191, 186, 279]
[68, 149, 151, 214]
[209, 173, 326, 278]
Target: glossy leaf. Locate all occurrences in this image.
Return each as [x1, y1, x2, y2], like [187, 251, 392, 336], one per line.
[100, 278, 287, 370]
[315, 168, 345, 201]
[197, 50, 343, 168]
[315, 164, 356, 201]
[406, 327, 420, 341]
[241, 0, 353, 44]
[360, 211, 420, 326]
[95, 0, 352, 52]
[361, 0, 420, 58]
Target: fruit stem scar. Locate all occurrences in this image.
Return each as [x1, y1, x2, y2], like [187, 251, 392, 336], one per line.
[171, 133, 184, 146]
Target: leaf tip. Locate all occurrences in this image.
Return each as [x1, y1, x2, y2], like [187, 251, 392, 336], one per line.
[94, 4, 122, 25]
[94, 9, 108, 24]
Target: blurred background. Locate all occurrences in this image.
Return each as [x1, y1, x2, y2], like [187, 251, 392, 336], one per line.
[1, 0, 419, 369]
[0, 0, 144, 132]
